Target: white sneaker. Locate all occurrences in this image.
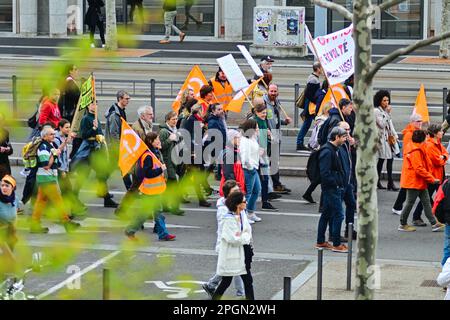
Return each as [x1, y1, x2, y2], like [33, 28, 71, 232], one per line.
[392, 208, 402, 215]
[19, 168, 30, 177]
[248, 213, 262, 222]
[248, 219, 255, 224]
[101, 44, 106, 48]
[90, 43, 95, 48]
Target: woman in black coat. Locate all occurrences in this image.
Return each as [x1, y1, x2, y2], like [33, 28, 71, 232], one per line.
[0, 114, 13, 180]
[85, 0, 105, 48]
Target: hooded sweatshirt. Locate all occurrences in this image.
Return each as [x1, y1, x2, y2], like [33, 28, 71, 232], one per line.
[400, 142, 436, 190]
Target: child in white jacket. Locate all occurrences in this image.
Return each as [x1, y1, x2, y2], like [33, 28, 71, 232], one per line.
[437, 258, 450, 300]
[202, 180, 251, 298]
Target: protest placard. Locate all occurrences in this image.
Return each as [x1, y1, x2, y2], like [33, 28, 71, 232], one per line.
[217, 54, 249, 92]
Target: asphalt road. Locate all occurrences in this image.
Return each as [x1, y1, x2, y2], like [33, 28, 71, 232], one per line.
[6, 163, 447, 300]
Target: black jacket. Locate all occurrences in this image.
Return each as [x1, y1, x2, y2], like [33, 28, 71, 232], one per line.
[319, 142, 345, 190]
[0, 128, 12, 178]
[319, 108, 342, 146]
[85, 0, 104, 26]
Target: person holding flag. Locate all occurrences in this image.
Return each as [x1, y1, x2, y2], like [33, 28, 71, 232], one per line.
[71, 101, 118, 208]
[124, 132, 176, 241]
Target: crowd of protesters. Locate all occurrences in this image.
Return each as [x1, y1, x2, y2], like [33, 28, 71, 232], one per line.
[1, 58, 450, 300]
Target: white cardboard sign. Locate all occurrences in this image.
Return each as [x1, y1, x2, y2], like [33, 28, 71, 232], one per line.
[216, 54, 249, 92]
[237, 45, 264, 77]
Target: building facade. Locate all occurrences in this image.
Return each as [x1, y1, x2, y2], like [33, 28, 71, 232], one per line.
[0, 0, 444, 41]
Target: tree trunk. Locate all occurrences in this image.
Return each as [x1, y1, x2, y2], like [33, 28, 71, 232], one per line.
[440, 0, 450, 58]
[105, 0, 118, 51]
[353, 0, 379, 300]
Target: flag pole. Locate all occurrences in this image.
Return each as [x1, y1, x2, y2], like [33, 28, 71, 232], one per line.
[306, 28, 345, 121]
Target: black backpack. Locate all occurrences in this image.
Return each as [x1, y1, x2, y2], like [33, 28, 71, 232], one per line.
[306, 148, 322, 183]
[434, 180, 450, 224]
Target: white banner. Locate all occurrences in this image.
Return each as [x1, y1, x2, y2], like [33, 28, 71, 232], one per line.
[312, 24, 354, 86]
[217, 54, 249, 92]
[237, 45, 264, 77]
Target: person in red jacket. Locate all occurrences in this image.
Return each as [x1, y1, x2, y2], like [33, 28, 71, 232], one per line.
[38, 89, 62, 129]
[398, 129, 445, 232]
[219, 130, 246, 197]
[411, 124, 449, 226]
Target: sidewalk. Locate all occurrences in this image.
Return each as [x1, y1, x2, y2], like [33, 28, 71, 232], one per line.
[292, 260, 445, 300]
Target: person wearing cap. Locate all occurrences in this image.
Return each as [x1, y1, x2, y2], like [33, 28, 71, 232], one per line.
[392, 113, 424, 216]
[296, 62, 323, 151]
[254, 56, 274, 80]
[209, 68, 233, 109]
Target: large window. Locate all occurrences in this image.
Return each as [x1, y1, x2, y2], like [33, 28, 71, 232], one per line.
[0, 0, 13, 32]
[114, 0, 215, 36]
[287, 0, 423, 39]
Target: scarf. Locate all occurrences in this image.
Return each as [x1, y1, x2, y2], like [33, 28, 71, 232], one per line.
[0, 191, 15, 207]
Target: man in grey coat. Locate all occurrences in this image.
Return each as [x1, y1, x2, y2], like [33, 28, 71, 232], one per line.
[105, 90, 132, 189]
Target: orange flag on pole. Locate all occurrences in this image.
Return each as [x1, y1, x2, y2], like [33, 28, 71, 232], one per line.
[225, 79, 261, 113]
[118, 118, 149, 177]
[317, 83, 349, 115]
[172, 65, 209, 113]
[413, 84, 429, 123]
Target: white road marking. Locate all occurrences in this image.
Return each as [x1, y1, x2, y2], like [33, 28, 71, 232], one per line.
[271, 261, 318, 300]
[36, 250, 121, 300]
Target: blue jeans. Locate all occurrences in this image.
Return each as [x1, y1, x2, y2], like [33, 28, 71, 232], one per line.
[443, 225, 450, 266]
[244, 169, 261, 213]
[296, 113, 315, 146]
[317, 187, 344, 246]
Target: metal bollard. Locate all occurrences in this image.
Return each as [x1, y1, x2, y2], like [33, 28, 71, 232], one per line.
[12, 75, 17, 118]
[294, 83, 300, 128]
[103, 268, 110, 300]
[346, 223, 353, 291]
[283, 277, 291, 300]
[443, 87, 448, 122]
[317, 248, 323, 300]
[150, 79, 156, 120]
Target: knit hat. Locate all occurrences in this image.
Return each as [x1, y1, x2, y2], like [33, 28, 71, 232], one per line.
[410, 113, 423, 123]
[1, 175, 16, 189]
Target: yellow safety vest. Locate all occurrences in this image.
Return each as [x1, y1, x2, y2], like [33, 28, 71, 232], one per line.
[138, 151, 167, 195]
[210, 77, 233, 107]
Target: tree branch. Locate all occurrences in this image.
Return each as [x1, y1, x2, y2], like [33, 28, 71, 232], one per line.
[367, 31, 450, 80]
[312, 0, 353, 21]
[378, 0, 407, 12]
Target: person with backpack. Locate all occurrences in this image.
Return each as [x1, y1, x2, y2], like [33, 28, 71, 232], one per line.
[315, 127, 348, 253]
[30, 126, 80, 234]
[302, 102, 333, 204]
[318, 98, 352, 147]
[296, 62, 322, 151]
[397, 129, 445, 233]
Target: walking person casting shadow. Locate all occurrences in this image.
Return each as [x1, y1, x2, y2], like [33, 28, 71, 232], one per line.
[85, 0, 106, 48]
[212, 191, 255, 300]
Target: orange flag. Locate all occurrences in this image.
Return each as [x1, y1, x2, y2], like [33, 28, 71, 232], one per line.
[413, 84, 429, 123]
[225, 79, 261, 113]
[317, 83, 349, 115]
[118, 118, 149, 177]
[172, 65, 209, 113]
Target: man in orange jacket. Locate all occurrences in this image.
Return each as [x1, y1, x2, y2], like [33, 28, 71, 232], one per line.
[392, 114, 424, 215]
[398, 129, 445, 232]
